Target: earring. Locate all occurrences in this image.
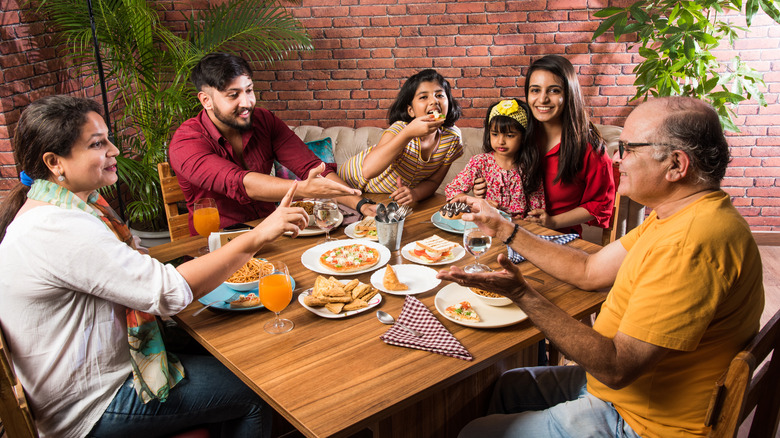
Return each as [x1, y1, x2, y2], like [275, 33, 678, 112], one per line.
[57, 173, 65, 182]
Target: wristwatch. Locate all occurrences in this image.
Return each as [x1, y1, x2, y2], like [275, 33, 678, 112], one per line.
[355, 198, 376, 216]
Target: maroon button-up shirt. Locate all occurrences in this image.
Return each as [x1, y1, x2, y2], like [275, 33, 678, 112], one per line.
[169, 108, 336, 234]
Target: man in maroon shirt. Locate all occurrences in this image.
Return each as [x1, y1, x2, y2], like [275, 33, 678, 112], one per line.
[170, 53, 376, 234]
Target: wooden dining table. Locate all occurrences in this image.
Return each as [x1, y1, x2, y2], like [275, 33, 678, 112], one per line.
[150, 194, 607, 438]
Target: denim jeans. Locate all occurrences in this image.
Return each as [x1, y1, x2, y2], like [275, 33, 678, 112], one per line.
[459, 366, 641, 438]
[87, 354, 271, 438]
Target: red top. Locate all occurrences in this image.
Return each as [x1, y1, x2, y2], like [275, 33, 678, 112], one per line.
[541, 143, 615, 236]
[169, 108, 335, 234]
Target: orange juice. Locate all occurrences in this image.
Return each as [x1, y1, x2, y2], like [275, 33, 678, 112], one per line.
[260, 274, 292, 312]
[193, 207, 220, 237]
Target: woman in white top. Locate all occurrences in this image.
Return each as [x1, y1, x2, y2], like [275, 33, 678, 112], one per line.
[0, 95, 308, 438]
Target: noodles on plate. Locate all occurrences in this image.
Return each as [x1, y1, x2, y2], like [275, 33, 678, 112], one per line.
[227, 259, 273, 283]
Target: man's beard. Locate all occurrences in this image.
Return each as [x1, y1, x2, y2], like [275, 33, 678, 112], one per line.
[214, 105, 252, 132]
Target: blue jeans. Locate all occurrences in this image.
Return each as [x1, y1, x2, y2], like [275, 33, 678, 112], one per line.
[87, 354, 271, 438]
[459, 366, 641, 438]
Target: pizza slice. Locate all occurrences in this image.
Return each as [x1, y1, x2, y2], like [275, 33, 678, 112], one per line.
[444, 301, 481, 322]
[229, 293, 262, 309]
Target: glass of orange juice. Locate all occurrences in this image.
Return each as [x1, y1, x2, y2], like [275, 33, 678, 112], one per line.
[259, 261, 294, 334]
[193, 198, 220, 254]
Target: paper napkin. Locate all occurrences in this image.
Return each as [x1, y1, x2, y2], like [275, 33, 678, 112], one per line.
[380, 296, 473, 361]
[507, 233, 579, 263]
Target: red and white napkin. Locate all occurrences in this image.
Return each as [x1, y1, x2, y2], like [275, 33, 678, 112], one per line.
[380, 296, 473, 361]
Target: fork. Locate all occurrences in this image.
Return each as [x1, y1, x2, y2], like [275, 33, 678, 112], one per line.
[397, 205, 412, 220]
[193, 292, 240, 316]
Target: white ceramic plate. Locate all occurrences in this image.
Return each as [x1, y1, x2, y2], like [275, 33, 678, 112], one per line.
[285, 211, 343, 237]
[297, 280, 383, 319]
[300, 239, 391, 276]
[400, 241, 465, 266]
[197, 276, 296, 312]
[344, 222, 378, 241]
[434, 283, 527, 328]
[430, 210, 512, 235]
[369, 264, 441, 295]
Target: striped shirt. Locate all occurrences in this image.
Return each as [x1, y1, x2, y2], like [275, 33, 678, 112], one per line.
[339, 121, 464, 193]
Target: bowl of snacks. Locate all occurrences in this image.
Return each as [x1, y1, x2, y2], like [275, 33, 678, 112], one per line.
[469, 287, 512, 306]
[291, 200, 316, 227]
[224, 258, 273, 291]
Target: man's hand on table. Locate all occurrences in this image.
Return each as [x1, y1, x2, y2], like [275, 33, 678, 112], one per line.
[437, 254, 532, 305]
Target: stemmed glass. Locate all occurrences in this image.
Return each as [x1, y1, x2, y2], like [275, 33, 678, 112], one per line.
[463, 222, 492, 273]
[192, 198, 220, 254]
[259, 261, 294, 334]
[313, 199, 340, 242]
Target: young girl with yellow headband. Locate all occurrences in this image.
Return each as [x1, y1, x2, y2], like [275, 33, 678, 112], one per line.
[445, 99, 545, 219]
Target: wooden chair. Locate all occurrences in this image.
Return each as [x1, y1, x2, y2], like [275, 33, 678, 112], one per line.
[705, 308, 780, 437]
[157, 162, 190, 242]
[601, 163, 625, 246]
[0, 325, 38, 438]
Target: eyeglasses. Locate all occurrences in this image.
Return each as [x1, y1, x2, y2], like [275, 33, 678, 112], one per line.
[617, 141, 677, 159]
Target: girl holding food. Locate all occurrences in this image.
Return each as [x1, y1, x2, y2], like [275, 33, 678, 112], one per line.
[523, 55, 614, 236]
[339, 69, 464, 205]
[0, 95, 308, 438]
[445, 98, 545, 219]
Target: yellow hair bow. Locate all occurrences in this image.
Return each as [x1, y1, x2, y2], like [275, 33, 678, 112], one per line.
[488, 100, 528, 129]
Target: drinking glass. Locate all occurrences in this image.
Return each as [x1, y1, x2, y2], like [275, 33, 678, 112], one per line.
[193, 198, 220, 254]
[259, 261, 294, 334]
[313, 199, 340, 242]
[463, 223, 492, 273]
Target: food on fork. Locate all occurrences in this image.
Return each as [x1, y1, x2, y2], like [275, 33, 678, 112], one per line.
[439, 202, 471, 220]
[354, 216, 378, 240]
[319, 243, 380, 273]
[303, 275, 379, 314]
[410, 234, 457, 263]
[382, 265, 409, 291]
[229, 293, 262, 309]
[444, 301, 481, 322]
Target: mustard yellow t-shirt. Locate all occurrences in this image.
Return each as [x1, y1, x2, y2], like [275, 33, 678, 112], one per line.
[587, 191, 764, 438]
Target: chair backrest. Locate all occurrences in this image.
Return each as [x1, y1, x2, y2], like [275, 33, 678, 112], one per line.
[601, 163, 623, 246]
[705, 308, 780, 437]
[0, 325, 38, 438]
[157, 162, 190, 242]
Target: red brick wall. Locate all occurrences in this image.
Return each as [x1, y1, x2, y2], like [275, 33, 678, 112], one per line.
[2, 0, 779, 229]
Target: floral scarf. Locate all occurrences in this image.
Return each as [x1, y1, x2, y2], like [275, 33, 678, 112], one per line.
[27, 179, 184, 403]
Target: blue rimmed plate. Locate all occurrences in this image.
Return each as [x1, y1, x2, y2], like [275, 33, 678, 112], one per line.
[197, 276, 296, 312]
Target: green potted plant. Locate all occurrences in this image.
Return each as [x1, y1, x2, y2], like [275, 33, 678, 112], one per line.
[36, 0, 312, 232]
[593, 0, 780, 132]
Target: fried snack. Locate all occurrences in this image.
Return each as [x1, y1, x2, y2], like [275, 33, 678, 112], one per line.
[325, 302, 345, 314]
[226, 259, 273, 283]
[343, 299, 368, 311]
[307, 276, 380, 314]
[382, 265, 409, 291]
[303, 295, 329, 307]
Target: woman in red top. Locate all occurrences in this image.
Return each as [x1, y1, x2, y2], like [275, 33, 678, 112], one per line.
[524, 55, 615, 236]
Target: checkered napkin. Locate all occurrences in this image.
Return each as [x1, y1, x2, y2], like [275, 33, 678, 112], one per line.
[380, 296, 473, 361]
[507, 233, 579, 263]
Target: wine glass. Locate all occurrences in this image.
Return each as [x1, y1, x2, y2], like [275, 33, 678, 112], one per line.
[193, 198, 220, 254]
[259, 261, 294, 334]
[463, 222, 492, 273]
[313, 199, 340, 242]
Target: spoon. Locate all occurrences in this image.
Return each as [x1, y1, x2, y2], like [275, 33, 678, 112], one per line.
[376, 310, 423, 337]
[386, 201, 399, 221]
[376, 203, 387, 223]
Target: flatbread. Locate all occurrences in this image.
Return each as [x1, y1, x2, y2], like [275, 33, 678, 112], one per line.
[319, 244, 380, 273]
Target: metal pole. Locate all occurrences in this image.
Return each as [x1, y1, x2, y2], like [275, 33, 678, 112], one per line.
[87, 0, 125, 220]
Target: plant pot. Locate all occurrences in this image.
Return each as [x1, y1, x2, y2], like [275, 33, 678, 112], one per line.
[129, 227, 171, 248]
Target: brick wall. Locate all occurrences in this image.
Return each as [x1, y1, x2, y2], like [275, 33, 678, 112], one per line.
[1, 0, 779, 229]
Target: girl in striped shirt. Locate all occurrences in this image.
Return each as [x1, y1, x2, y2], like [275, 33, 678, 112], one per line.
[338, 69, 463, 205]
